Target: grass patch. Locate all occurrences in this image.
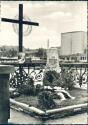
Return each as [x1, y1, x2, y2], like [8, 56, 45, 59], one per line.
[15, 95, 39, 107]
[14, 88, 87, 109]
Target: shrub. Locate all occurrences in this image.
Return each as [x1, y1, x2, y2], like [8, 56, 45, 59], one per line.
[38, 90, 57, 110]
[35, 84, 44, 95]
[43, 70, 61, 88]
[9, 69, 35, 95]
[43, 69, 75, 90]
[19, 77, 35, 95]
[60, 68, 75, 90]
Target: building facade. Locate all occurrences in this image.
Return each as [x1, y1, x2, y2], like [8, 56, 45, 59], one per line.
[60, 31, 87, 62]
[61, 31, 87, 56]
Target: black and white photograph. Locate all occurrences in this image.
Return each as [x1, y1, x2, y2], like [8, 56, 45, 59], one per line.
[0, 1, 87, 124]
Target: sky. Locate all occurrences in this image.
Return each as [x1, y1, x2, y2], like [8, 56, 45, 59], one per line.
[0, 1, 87, 49]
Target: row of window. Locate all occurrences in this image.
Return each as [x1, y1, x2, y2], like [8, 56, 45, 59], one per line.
[80, 56, 86, 60]
[62, 56, 87, 61]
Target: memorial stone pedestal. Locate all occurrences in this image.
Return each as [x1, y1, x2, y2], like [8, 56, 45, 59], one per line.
[46, 47, 60, 72]
[0, 65, 14, 124]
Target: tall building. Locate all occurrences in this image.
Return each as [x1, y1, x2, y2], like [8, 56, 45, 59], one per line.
[61, 31, 87, 56]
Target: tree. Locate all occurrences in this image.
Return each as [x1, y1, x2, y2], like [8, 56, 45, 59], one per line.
[8, 49, 17, 57]
[0, 47, 18, 57]
[35, 48, 47, 59]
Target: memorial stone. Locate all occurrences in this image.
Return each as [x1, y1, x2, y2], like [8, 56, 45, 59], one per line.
[46, 47, 60, 72]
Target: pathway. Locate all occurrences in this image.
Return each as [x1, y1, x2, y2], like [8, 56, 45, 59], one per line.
[9, 109, 87, 124]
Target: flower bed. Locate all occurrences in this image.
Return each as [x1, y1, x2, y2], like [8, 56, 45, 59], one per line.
[14, 88, 87, 110]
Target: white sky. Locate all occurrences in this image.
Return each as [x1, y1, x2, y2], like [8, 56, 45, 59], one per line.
[0, 1, 87, 49]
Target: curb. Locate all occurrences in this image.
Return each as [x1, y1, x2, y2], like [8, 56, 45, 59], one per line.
[10, 99, 87, 119]
[10, 99, 45, 117]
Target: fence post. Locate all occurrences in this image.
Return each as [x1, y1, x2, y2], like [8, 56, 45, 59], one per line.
[0, 65, 14, 124]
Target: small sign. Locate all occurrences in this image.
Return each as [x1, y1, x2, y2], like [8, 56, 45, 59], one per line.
[74, 107, 81, 112]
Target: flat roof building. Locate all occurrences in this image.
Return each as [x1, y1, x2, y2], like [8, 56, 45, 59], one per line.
[61, 31, 87, 56]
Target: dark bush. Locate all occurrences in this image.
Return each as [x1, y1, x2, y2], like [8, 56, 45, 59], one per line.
[43, 69, 75, 90]
[43, 70, 61, 88]
[9, 68, 36, 96]
[19, 77, 35, 95]
[60, 68, 75, 90]
[35, 84, 44, 95]
[38, 90, 57, 110]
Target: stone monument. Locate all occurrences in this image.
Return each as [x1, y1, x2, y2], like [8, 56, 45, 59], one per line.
[46, 47, 60, 73]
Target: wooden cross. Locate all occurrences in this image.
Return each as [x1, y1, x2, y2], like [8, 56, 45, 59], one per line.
[1, 4, 39, 52]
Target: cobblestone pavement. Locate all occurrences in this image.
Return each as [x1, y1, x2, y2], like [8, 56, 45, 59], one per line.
[9, 109, 87, 124]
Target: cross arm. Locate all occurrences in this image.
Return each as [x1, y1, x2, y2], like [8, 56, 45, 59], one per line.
[1, 18, 39, 26]
[1, 18, 19, 24]
[22, 20, 39, 26]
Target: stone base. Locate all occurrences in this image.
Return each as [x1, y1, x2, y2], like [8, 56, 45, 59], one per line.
[0, 119, 8, 124]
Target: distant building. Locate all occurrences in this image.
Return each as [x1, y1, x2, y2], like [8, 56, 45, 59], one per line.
[61, 31, 87, 55]
[60, 31, 87, 62]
